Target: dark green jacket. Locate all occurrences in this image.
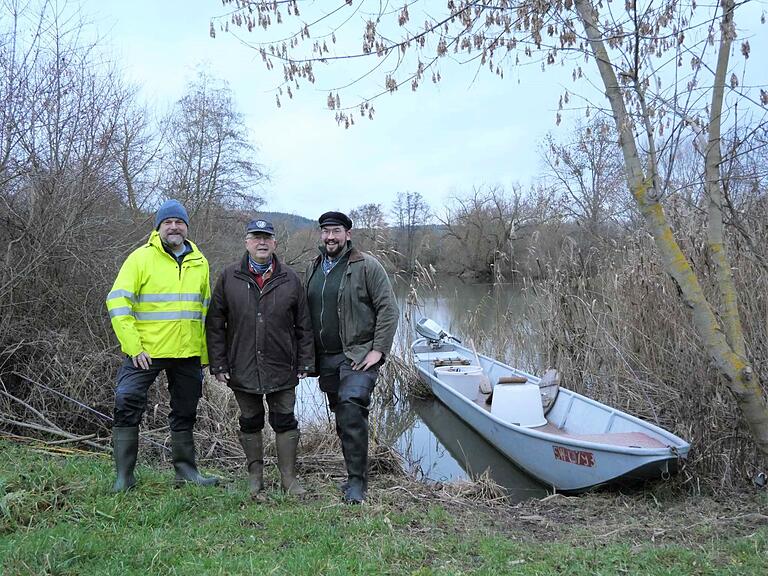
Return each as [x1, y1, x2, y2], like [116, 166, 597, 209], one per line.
[305, 245, 399, 365]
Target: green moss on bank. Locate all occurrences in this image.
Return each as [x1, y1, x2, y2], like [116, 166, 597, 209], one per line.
[1, 438, 766, 575]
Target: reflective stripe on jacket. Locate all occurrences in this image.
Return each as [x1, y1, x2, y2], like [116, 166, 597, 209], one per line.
[106, 230, 210, 363]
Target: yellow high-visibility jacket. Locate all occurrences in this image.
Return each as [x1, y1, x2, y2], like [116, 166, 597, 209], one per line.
[106, 231, 210, 364]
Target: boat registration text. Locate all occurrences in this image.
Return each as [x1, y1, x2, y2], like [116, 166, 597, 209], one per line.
[553, 446, 595, 467]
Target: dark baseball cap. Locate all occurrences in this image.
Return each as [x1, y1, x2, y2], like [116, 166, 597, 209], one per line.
[245, 219, 275, 235]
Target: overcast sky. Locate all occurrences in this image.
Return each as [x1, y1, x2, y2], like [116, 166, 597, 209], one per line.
[79, 1, 767, 222]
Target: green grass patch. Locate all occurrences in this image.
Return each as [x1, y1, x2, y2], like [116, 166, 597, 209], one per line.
[1, 438, 766, 575]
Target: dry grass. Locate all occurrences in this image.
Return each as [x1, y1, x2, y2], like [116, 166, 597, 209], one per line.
[517, 228, 768, 491]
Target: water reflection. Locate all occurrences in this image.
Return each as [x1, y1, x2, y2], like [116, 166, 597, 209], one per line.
[296, 279, 548, 499]
[394, 277, 542, 370]
[296, 374, 330, 424]
[395, 278, 523, 338]
[402, 398, 548, 501]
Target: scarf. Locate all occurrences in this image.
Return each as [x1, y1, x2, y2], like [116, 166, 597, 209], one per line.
[248, 255, 273, 276]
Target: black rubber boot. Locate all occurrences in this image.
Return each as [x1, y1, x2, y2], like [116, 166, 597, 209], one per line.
[238, 431, 264, 496]
[112, 426, 139, 492]
[335, 420, 349, 493]
[170, 430, 219, 486]
[335, 402, 369, 504]
[275, 429, 306, 496]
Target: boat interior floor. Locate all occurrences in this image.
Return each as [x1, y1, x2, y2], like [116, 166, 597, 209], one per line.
[470, 391, 667, 449]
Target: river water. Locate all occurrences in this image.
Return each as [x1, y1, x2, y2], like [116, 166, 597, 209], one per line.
[296, 278, 550, 501]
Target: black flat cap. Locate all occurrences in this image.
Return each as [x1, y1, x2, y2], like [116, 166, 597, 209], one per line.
[318, 211, 353, 230]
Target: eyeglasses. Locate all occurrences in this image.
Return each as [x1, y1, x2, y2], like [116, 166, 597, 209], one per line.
[320, 227, 346, 236]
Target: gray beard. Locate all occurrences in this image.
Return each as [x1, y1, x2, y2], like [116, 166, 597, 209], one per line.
[162, 236, 185, 251]
[163, 240, 184, 253]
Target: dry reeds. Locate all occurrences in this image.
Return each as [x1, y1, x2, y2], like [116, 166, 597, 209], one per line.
[519, 226, 767, 491]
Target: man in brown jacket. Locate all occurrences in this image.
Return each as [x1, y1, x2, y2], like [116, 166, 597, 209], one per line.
[206, 219, 314, 496]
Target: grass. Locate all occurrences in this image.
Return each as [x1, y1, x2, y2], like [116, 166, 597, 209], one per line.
[1, 437, 767, 575]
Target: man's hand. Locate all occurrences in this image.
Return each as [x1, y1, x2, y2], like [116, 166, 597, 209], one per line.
[215, 372, 230, 383]
[352, 350, 382, 371]
[132, 351, 152, 370]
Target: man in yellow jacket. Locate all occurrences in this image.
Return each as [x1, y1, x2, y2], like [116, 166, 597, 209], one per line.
[106, 200, 217, 491]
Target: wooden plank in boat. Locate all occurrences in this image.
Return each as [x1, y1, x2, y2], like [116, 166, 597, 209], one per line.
[536, 423, 666, 448]
[432, 358, 471, 367]
[415, 351, 465, 362]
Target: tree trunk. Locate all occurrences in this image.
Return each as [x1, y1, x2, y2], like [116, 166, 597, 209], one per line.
[573, 0, 768, 456]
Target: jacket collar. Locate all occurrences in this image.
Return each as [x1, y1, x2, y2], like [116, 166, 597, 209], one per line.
[240, 252, 283, 275]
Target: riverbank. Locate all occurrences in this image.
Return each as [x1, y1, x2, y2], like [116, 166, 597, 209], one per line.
[1, 438, 766, 575]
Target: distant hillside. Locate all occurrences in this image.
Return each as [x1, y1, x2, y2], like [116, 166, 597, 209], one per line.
[258, 211, 315, 231]
[250, 212, 445, 234]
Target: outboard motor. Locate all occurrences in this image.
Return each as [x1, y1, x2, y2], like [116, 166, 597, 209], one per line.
[416, 318, 461, 344]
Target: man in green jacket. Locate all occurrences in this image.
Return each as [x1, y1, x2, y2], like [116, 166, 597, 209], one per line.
[106, 199, 218, 492]
[305, 211, 399, 503]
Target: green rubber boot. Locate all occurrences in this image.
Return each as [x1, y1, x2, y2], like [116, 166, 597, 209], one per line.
[275, 429, 306, 496]
[112, 426, 139, 492]
[170, 430, 219, 487]
[238, 431, 264, 496]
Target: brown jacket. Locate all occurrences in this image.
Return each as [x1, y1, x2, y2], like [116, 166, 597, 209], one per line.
[206, 253, 314, 394]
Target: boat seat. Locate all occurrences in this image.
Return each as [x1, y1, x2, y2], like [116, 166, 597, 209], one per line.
[415, 351, 464, 362]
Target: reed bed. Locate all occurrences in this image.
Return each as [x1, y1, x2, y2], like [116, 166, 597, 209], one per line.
[2, 210, 767, 494]
[514, 231, 766, 491]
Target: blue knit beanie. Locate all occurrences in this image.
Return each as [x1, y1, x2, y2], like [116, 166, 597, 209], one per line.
[155, 200, 189, 229]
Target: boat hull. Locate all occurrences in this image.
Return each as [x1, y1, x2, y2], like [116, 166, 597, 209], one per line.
[413, 338, 689, 492]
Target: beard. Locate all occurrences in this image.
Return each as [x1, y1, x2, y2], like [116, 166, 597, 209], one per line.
[161, 232, 186, 249]
[325, 239, 344, 257]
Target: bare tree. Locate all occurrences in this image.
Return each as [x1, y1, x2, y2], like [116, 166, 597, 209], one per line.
[391, 191, 430, 272]
[350, 202, 389, 252]
[1, 1, 135, 317]
[543, 118, 629, 240]
[351, 202, 387, 229]
[439, 185, 550, 280]
[0, 0, 157, 440]
[160, 68, 267, 235]
[108, 92, 163, 220]
[718, 125, 768, 271]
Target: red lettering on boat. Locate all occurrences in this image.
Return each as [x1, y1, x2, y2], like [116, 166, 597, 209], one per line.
[553, 446, 595, 467]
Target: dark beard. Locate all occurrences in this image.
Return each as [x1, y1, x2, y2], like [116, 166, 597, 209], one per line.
[325, 241, 343, 257]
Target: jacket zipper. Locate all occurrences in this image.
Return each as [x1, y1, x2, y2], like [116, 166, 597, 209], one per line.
[318, 271, 329, 352]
